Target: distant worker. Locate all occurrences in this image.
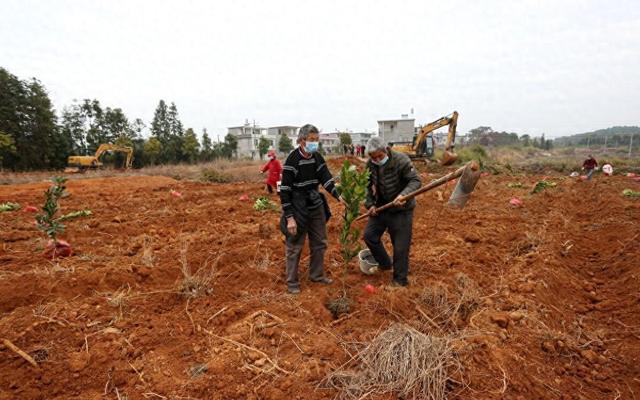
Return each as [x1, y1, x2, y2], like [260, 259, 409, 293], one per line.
[279, 124, 345, 294]
[582, 155, 598, 180]
[260, 149, 282, 194]
[363, 137, 422, 287]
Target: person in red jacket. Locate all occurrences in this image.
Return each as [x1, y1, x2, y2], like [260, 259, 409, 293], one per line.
[261, 150, 282, 193]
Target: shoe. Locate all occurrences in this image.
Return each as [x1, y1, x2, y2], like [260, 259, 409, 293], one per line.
[311, 276, 333, 284]
[288, 287, 301, 294]
[391, 280, 408, 288]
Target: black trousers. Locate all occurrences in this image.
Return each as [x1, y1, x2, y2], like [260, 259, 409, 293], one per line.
[363, 209, 414, 285]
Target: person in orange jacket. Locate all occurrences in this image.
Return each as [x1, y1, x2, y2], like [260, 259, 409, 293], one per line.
[261, 149, 282, 194]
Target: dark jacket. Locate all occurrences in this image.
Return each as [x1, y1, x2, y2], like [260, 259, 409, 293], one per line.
[279, 190, 331, 239]
[583, 158, 598, 170]
[365, 150, 422, 212]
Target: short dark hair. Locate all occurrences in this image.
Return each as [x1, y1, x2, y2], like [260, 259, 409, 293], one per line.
[298, 124, 319, 141]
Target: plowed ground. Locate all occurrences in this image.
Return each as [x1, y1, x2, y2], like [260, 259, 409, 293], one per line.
[1, 161, 639, 400]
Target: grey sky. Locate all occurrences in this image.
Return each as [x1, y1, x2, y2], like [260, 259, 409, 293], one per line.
[1, 0, 639, 139]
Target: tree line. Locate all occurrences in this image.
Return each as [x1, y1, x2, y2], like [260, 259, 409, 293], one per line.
[465, 126, 554, 150]
[0, 67, 240, 171]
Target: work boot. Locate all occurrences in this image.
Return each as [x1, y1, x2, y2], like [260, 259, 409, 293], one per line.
[311, 276, 333, 285]
[391, 279, 408, 288]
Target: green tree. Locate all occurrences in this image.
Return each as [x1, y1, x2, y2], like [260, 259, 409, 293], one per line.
[223, 133, 238, 159]
[143, 137, 162, 165]
[182, 128, 200, 163]
[167, 102, 185, 162]
[278, 133, 293, 154]
[0, 68, 67, 170]
[150, 100, 171, 141]
[258, 136, 271, 159]
[0, 131, 16, 169]
[339, 132, 352, 148]
[201, 129, 213, 161]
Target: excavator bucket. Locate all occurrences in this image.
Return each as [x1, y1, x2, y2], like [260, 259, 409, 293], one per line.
[448, 161, 481, 208]
[440, 150, 458, 166]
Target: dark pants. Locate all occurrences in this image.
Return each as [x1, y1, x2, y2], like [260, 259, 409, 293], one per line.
[266, 184, 274, 193]
[285, 206, 328, 290]
[364, 209, 414, 285]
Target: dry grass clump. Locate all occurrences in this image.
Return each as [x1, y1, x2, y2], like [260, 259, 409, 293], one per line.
[177, 242, 215, 298]
[140, 235, 155, 267]
[452, 273, 481, 321]
[326, 323, 456, 400]
[106, 285, 132, 321]
[419, 274, 480, 330]
[201, 168, 231, 183]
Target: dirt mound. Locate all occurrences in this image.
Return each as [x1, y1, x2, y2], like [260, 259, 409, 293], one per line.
[0, 170, 639, 399]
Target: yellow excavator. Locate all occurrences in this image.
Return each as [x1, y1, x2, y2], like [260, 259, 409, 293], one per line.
[66, 143, 133, 172]
[390, 111, 459, 166]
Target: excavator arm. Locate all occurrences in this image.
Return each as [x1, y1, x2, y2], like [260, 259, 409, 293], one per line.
[414, 111, 459, 165]
[94, 144, 134, 169]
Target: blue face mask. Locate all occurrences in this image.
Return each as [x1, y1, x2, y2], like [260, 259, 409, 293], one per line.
[373, 155, 389, 166]
[305, 141, 319, 153]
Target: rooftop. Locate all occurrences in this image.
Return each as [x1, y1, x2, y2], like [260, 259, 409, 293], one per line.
[378, 118, 415, 123]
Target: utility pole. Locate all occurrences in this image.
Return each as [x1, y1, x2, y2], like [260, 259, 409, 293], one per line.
[630, 134, 634, 159]
[603, 136, 607, 152]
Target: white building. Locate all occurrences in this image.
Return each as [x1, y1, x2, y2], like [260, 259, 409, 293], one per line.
[350, 131, 376, 147]
[228, 123, 299, 158]
[320, 133, 339, 153]
[227, 123, 267, 159]
[378, 116, 415, 144]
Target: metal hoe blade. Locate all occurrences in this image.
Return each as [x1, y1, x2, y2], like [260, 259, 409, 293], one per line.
[448, 161, 481, 208]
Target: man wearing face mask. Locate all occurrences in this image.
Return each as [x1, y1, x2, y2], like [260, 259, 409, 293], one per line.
[279, 124, 345, 294]
[363, 137, 421, 287]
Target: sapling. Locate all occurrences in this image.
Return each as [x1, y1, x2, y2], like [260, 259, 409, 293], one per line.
[35, 176, 92, 258]
[337, 160, 370, 268]
[327, 160, 369, 318]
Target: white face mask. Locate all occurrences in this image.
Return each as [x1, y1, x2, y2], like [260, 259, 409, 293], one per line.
[372, 155, 389, 166]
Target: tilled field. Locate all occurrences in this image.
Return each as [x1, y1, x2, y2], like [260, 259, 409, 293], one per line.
[1, 161, 639, 400]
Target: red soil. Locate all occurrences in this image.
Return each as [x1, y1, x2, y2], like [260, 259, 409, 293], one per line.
[0, 165, 639, 399]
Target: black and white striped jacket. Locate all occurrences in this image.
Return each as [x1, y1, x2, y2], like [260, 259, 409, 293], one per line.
[279, 148, 339, 217]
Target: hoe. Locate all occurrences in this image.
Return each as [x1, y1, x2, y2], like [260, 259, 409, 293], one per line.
[355, 161, 482, 222]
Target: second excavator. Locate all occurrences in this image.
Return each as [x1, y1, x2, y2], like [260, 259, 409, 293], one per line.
[389, 111, 459, 166]
[65, 143, 134, 173]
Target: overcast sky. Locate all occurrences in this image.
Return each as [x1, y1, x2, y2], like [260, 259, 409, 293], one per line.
[1, 0, 639, 139]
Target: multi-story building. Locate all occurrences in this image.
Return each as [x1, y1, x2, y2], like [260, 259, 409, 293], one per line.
[378, 116, 415, 144]
[228, 123, 300, 158]
[319, 133, 339, 153]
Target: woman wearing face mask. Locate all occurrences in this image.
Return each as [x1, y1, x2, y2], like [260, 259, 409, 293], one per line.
[363, 137, 422, 287]
[278, 124, 345, 294]
[260, 149, 282, 194]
